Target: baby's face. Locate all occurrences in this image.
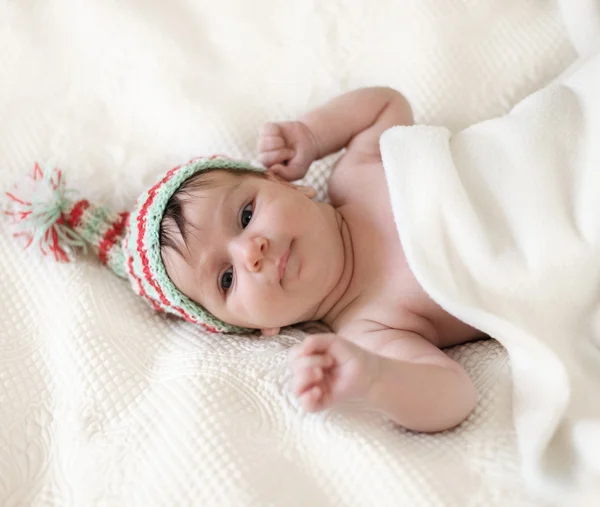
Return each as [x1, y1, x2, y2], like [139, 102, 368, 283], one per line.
[162, 170, 346, 331]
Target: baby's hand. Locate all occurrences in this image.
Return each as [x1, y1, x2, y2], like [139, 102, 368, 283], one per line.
[288, 333, 381, 412]
[257, 121, 319, 181]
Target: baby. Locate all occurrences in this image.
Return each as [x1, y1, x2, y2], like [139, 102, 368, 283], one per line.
[159, 87, 482, 432]
[7, 87, 481, 433]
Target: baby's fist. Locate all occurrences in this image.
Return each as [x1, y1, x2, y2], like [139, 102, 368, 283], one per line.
[288, 333, 380, 412]
[257, 121, 318, 181]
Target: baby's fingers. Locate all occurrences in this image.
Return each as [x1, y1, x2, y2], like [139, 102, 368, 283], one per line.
[291, 365, 324, 397]
[296, 333, 338, 357]
[259, 122, 282, 137]
[257, 134, 286, 153]
[258, 148, 295, 168]
[257, 122, 290, 166]
[290, 354, 333, 374]
[299, 385, 324, 412]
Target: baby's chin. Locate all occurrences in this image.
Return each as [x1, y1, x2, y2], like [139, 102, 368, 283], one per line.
[219, 300, 319, 331]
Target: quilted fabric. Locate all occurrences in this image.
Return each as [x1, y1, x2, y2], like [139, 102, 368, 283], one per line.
[0, 0, 577, 505]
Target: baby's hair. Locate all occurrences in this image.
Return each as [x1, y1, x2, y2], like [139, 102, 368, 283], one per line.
[159, 167, 265, 259]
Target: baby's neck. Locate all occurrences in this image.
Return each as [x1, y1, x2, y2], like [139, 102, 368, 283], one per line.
[308, 207, 356, 325]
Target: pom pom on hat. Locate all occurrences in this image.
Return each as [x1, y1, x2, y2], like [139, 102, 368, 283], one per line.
[5, 163, 129, 277]
[5, 163, 85, 262]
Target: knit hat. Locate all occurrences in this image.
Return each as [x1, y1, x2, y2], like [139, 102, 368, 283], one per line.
[4, 156, 263, 333]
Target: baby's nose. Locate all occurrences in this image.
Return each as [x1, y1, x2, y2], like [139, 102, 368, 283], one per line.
[239, 236, 268, 272]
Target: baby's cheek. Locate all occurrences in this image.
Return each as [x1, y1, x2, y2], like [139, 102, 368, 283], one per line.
[277, 196, 309, 223]
[255, 297, 299, 326]
[232, 289, 279, 321]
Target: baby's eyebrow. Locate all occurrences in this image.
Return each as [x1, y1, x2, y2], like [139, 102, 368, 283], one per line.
[223, 181, 242, 212]
[183, 180, 239, 239]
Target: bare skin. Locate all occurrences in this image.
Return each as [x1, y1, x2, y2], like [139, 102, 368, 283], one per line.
[163, 87, 481, 432]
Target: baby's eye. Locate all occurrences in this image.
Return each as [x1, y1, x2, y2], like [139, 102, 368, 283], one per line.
[241, 202, 253, 228]
[220, 268, 233, 291]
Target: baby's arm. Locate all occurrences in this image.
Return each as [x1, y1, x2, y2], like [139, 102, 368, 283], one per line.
[258, 87, 413, 180]
[363, 329, 477, 432]
[289, 327, 477, 433]
[299, 86, 413, 160]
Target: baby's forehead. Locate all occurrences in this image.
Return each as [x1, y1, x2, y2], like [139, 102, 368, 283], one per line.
[181, 169, 271, 206]
[182, 171, 245, 208]
[162, 169, 267, 246]
[186, 169, 261, 195]
[178, 170, 262, 228]
[190, 169, 240, 191]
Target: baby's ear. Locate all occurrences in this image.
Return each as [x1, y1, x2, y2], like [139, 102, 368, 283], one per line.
[294, 184, 316, 199]
[265, 169, 288, 184]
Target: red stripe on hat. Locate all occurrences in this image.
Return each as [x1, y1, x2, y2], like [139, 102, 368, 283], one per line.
[127, 254, 162, 312]
[66, 199, 90, 228]
[135, 163, 194, 321]
[124, 230, 154, 307]
[98, 211, 129, 265]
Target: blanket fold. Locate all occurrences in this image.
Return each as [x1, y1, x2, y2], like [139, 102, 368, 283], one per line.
[380, 46, 600, 504]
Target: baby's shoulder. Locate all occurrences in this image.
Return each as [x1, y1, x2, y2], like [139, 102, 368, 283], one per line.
[328, 273, 423, 334]
[328, 150, 388, 207]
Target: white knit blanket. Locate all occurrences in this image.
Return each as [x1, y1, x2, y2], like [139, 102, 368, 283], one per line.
[0, 1, 584, 506]
[381, 41, 600, 506]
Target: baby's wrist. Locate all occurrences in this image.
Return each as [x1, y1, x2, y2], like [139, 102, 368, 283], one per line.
[364, 352, 387, 402]
[296, 120, 321, 161]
